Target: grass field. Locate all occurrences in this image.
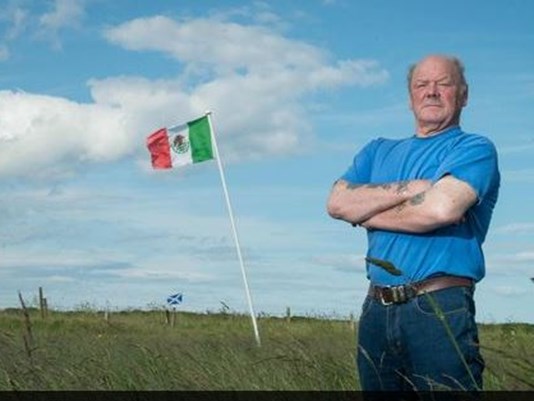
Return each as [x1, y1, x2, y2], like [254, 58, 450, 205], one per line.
[0, 308, 533, 390]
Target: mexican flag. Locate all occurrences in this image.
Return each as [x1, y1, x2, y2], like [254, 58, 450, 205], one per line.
[146, 115, 214, 169]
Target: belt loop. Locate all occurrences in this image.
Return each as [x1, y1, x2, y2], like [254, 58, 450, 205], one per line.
[392, 286, 400, 303]
[398, 285, 406, 302]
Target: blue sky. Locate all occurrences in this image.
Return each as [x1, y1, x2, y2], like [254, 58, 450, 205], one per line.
[0, 0, 533, 323]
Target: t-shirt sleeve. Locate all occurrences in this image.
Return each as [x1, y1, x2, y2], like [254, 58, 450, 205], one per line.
[340, 139, 379, 184]
[431, 135, 500, 203]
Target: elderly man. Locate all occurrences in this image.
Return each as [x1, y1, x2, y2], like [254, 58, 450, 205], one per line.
[327, 55, 500, 391]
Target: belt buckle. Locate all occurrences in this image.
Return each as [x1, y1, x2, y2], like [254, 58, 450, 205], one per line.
[380, 290, 393, 306]
[379, 285, 407, 305]
[379, 285, 394, 305]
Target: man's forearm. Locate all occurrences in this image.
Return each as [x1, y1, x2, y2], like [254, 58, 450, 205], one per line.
[327, 179, 432, 225]
[360, 190, 441, 233]
[360, 175, 477, 233]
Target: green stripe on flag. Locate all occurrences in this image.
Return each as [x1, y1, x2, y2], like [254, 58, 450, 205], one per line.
[188, 116, 214, 163]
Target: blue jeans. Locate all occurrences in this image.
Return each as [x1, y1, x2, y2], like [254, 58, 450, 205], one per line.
[357, 285, 484, 391]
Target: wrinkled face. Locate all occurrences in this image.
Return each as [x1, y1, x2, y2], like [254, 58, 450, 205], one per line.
[409, 57, 467, 136]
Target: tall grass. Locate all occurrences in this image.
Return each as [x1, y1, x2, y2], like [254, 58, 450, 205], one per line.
[0, 308, 531, 390]
[0, 309, 356, 390]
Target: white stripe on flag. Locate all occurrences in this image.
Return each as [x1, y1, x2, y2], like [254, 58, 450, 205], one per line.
[168, 124, 193, 167]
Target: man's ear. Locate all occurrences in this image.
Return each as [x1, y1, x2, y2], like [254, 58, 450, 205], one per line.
[461, 84, 469, 107]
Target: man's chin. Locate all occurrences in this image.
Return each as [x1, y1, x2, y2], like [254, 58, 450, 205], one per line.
[418, 114, 445, 125]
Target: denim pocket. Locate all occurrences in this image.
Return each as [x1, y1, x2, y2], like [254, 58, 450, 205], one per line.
[359, 296, 375, 319]
[414, 286, 470, 316]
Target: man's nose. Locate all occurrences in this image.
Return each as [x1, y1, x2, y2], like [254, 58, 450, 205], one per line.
[425, 82, 439, 97]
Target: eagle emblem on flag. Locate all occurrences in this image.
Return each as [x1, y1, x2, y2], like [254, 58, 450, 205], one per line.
[171, 134, 189, 154]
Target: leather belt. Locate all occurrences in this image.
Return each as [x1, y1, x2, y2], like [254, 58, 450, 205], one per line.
[368, 276, 473, 306]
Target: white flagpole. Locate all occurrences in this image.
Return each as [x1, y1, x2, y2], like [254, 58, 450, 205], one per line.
[205, 111, 261, 347]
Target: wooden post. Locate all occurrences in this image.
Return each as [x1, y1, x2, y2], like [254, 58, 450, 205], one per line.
[39, 287, 45, 319]
[18, 291, 34, 361]
[43, 298, 48, 318]
[285, 306, 291, 323]
[171, 308, 176, 327]
[349, 313, 355, 331]
[165, 309, 170, 325]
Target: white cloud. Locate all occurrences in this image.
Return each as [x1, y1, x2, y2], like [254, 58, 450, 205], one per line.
[103, 16, 321, 74]
[0, 90, 128, 178]
[0, 4, 29, 60]
[0, 252, 213, 286]
[38, 0, 86, 49]
[489, 251, 534, 265]
[99, 16, 387, 159]
[103, 16, 387, 86]
[317, 101, 411, 127]
[499, 140, 534, 155]
[0, 0, 84, 55]
[0, 248, 111, 270]
[46, 275, 76, 283]
[0, 14, 388, 178]
[502, 168, 534, 183]
[310, 253, 367, 272]
[494, 222, 534, 234]
[491, 285, 528, 296]
[5, 6, 29, 40]
[486, 251, 534, 277]
[507, 252, 534, 262]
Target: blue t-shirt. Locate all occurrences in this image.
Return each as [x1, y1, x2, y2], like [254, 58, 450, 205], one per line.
[341, 126, 500, 285]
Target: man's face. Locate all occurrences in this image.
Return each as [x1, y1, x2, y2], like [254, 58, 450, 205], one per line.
[409, 57, 467, 135]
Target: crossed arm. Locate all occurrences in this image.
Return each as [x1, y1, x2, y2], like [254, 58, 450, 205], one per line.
[326, 175, 477, 233]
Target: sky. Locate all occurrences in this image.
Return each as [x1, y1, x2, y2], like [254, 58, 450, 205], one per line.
[0, 0, 533, 324]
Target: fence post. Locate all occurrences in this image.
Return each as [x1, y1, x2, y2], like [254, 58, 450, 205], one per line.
[39, 287, 45, 319]
[285, 306, 291, 323]
[18, 291, 34, 361]
[43, 297, 48, 318]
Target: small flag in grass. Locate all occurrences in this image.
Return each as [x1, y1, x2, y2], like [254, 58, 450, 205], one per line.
[167, 293, 183, 306]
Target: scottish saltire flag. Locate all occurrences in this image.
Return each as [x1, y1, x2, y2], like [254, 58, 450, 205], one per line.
[167, 293, 183, 306]
[146, 115, 214, 169]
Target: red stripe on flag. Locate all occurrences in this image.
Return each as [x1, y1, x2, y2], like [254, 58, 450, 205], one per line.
[146, 128, 172, 169]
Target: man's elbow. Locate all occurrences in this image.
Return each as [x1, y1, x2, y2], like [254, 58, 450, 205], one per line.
[327, 197, 344, 220]
[431, 203, 467, 226]
[327, 197, 361, 223]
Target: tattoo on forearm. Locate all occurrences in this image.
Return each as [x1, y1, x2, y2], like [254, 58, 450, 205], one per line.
[394, 191, 426, 214]
[367, 183, 392, 190]
[344, 182, 391, 190]
[395, 203, 407, 213]
[346, 182, 364, 189]
[343, 181, 407, 193]
[344, 183, 391, 190]
[396, 181, 409, 195]
[409, 192, 426, 205]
